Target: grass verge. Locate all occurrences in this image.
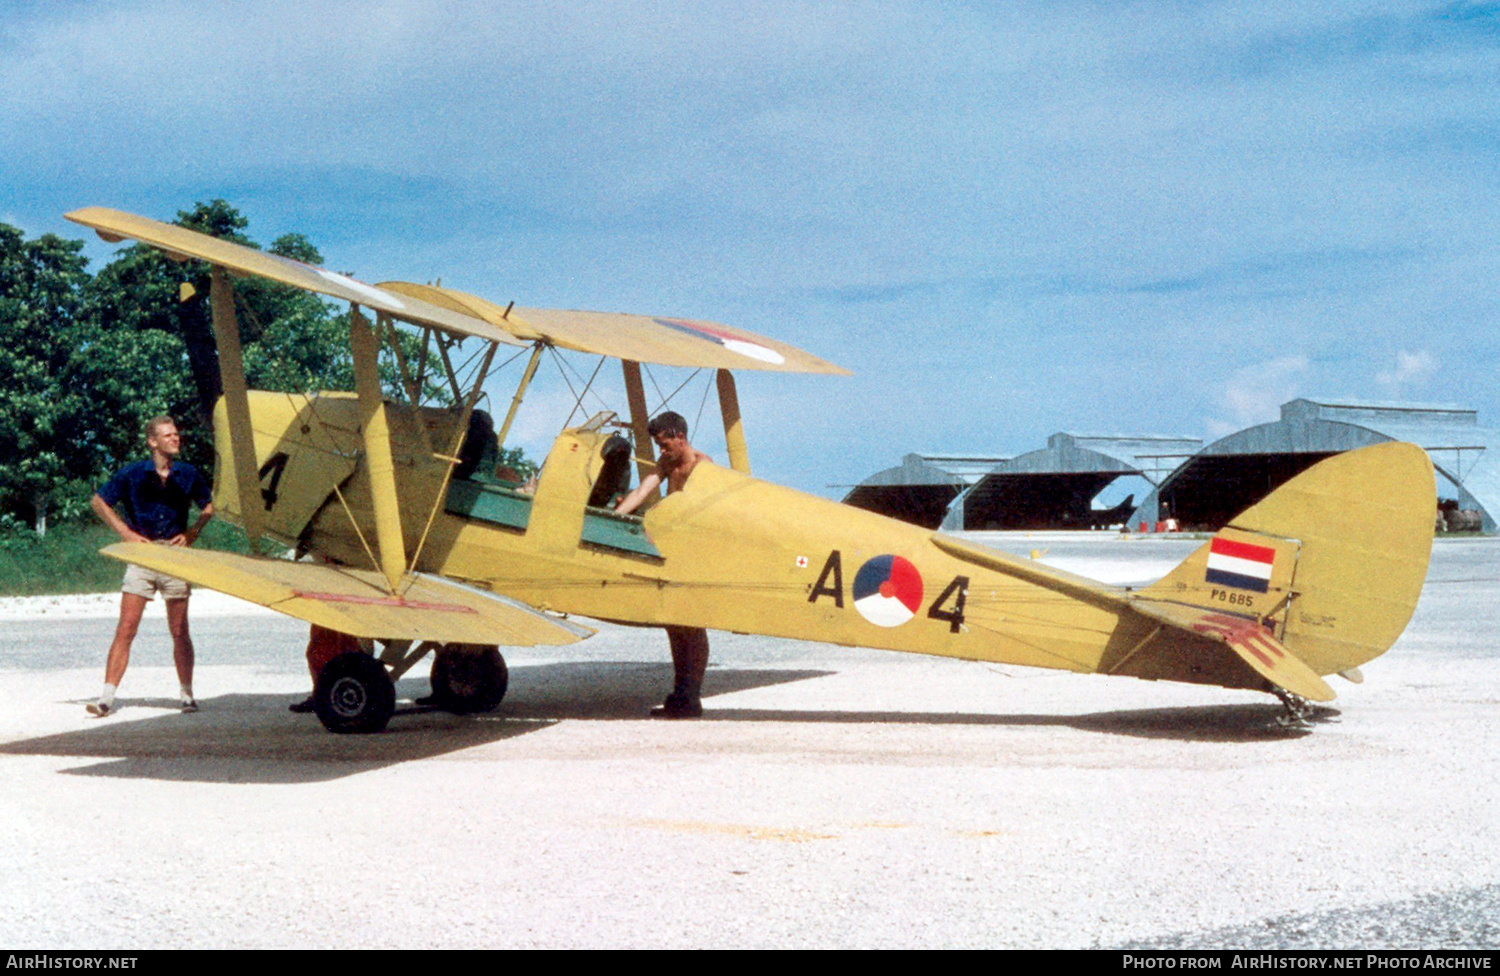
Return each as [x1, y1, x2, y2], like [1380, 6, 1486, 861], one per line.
[0, 520, 269, 597]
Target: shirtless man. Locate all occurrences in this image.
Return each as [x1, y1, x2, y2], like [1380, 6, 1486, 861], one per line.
[616, 411, 712, 718]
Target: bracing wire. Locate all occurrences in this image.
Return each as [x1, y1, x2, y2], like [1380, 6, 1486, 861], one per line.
[692, 370, 714, 437]
[559, 354, 607, 431]
[493, 343, 533, 374]
[647, 366, 703, 415]
[560, 352, 615, 413]
[547, 345, 583, 426]
[643, 362, 668, 406]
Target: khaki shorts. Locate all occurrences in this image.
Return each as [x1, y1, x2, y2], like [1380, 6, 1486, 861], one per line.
[121, 562, 190, 601]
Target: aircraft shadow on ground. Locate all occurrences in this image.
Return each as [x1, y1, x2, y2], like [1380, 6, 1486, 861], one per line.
[1, 664, 1314, 784]
[464, 662, 1313, 741]
[4, 692, 554, 785]
[702, 703, 1319, 742]
[0, 663, 831, 784]
[500, 661, 834, 719]
[1066, 703, 1326, 741]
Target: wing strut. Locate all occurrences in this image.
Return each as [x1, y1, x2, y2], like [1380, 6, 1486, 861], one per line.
[622, 359, 658, 510]
[208, 268, 264, 549]
[406, 339, 498, 581]
[433, 334, 465, 403]
[379, 312, 434, 456]
[497, 341, 545, 450]
[350, 306, 407, 593]
[716, 369, 750, 474]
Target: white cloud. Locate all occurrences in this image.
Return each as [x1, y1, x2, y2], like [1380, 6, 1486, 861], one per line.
[1376, 348, 1439, 389]
[1206, 354, 1309, 437]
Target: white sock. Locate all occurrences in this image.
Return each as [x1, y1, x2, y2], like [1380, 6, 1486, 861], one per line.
[100, 683, 116, 707]
[180, 683, 194, 702]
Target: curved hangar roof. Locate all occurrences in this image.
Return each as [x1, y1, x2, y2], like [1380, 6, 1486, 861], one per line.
[1132, 398, 1499, 533]
[841, 454, 1008, 529]
[941, 433, 1202, 530]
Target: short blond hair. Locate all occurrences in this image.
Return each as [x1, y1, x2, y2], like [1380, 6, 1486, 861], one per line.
[144, 414, 177, 443]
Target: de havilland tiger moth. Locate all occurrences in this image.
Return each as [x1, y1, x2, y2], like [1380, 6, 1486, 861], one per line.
[64, 207, 1436, 733]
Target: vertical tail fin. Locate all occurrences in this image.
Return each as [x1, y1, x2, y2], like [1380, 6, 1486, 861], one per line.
[1140, 442, 1434, 677]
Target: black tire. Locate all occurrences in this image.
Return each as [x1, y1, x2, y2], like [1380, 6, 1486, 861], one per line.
[314, 651, 396, 734]
[430, 644, 508, 714]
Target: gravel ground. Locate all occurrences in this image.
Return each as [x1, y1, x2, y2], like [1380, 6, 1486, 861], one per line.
[0, 532, 1495, 949]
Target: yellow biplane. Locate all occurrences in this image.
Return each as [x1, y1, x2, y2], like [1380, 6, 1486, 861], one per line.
[65, 207, 1435, 733]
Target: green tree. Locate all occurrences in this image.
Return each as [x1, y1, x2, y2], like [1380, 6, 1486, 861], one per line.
[240, 233, 355, 393]
[0, 224, 98, 533]
[84, 200, 357, 473]
[2, 201, 529, 534]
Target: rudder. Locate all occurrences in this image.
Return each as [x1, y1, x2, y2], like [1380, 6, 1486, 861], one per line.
[1141, 442, 1434, 677]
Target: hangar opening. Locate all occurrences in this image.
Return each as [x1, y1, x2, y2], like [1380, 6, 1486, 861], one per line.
[941, 433, 1201, 531]
[957, 471, 1130, 530]
[1133, 399, 1500, 534]
[841, 454, 1007, 528]
[1153, 451, 1339, 529]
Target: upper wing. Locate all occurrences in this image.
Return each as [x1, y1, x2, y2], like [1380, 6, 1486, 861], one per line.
[379, 281, 850, 375]
[103, 544, 592, 646]
[64, 207, 527, 348]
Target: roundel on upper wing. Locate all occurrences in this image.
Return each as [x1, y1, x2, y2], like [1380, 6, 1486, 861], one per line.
[852, 555, 924, 628]
[653, 318, 787, 365]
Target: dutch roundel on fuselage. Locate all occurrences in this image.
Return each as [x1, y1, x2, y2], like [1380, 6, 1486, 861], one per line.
[852, 555, 924, 627]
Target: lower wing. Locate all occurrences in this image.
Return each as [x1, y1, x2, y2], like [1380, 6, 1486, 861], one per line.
[102, 543, 592, 646]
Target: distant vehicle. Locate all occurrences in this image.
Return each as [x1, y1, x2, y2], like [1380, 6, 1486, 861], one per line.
[67, 207, 1435, 732]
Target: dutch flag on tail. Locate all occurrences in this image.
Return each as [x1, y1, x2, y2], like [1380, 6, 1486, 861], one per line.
[1204, 537, 1276, 593]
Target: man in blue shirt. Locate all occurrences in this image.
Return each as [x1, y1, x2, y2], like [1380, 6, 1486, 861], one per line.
[87, 415, 214, 717]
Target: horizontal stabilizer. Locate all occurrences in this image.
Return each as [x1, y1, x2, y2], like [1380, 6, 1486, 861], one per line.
[379, 281, 850, 375]
[64, 208, 527, 347]
[102, 544, 592, 646]
[930, 533, 1128, 608]
[1129, 599, 1334, 702]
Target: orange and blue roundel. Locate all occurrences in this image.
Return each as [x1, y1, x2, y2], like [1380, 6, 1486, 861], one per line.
[853, 555, 924, 627]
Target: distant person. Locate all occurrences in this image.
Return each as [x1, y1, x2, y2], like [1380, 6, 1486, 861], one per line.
[615, 411, 713, 719]
[86, 416, 213, 717]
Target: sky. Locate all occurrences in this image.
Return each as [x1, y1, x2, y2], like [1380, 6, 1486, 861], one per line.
[4, 0, 1499, 497]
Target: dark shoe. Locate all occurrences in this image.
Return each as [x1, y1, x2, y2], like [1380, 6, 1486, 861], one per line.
[650, 693, 703, 719]
[288, 696, 316, 714]
[181, 698, 199, 713]
[86, 701, 112, 718]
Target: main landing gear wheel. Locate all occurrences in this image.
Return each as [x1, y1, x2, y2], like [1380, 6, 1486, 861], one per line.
[315, 651, 396, 734]
[429, 643, 508, 714]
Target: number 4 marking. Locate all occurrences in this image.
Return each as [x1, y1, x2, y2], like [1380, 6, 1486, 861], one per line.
[258, 451, 290, 511]
[927, 575, 968, 633]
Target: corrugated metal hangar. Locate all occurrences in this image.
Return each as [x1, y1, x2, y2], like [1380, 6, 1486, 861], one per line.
[843, 398, 1499, 534]
[1131, 398, 1499, 533]
[840, 454, 1008, 528]
[939, 433, 1201, 530]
